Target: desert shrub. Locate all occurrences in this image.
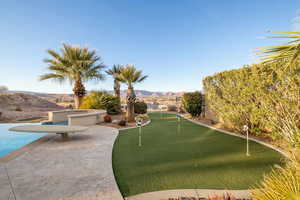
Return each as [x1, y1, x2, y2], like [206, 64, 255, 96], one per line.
[80, 91, 121, 115]
[134, 101, 147, 114]
[181, 91, 203, 117]
[252, 158, 300, 200]
[167, 105, 177, 112]
[203, 61, 300, 141]
[15, 106, 22, 111]
[118, 119, 126, 126]
[104, 114, 112, 123]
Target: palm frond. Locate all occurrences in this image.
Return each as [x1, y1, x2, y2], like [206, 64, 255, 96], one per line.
[40, 43, 106, 86]
[256, 32, 300, 64]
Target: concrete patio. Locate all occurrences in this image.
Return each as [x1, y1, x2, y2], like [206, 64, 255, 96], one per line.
[0, 126, 123, 200]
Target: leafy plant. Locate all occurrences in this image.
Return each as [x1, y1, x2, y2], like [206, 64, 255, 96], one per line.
[182, 91, 203, 117]
[118, 119, 127, 126]
[116, 65, 148, 121]
[104, 114, 112, 123]
[134, 101, 147, 114]
[80, 91, 121, 114]
[40, 43, 105, 108]
[257, 31, 300, 64]
[106, 65, 123, 98]
[252, 158, 300, 200]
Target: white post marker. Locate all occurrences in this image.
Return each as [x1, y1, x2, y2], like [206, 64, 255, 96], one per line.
[135, 117, 143, 147]
[177, 113, 181, 133]
[243, 125, 250, 156]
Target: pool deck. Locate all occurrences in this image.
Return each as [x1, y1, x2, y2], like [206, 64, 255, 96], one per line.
[0, 126, 123, 200]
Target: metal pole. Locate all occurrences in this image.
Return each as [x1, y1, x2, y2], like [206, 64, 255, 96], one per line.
[246, 130, 250, 156]
[139, 126, 142, 147]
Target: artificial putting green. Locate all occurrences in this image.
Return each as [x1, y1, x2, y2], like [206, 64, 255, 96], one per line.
[112, 113, 284, 197]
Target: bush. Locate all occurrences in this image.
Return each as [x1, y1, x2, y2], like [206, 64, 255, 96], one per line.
[104, 114, 112, 123]
[80, 91, 121, 115]
[251, 159, 300, 200]
[203, 61, 300, 142]
[15, 106, 22, 112]
[118, 119, 126, 126]
[134, 101, 147, 114]
[181, 92, 203, 117]
[167, 105, 177, 112]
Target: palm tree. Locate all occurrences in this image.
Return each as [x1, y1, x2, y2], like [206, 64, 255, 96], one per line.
[116, 65, 148, 121]
[40, 43, 105, 109]
[106, 65, 123, 98]
[257, 31, 300, 64]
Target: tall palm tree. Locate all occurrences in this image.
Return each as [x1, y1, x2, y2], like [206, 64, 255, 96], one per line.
[116, 65, 148, 121]
[40, 43, 105, 109]
[106, 65, 123, 98]
[257, 31, 300, 64]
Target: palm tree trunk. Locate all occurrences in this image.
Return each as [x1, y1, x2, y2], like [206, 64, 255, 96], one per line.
[73, 79, 86, 109]
[114, 79, 121, 98]
[126, 86, 136, 122]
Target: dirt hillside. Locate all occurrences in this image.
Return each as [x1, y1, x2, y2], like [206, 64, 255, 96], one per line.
[0, 93, 64, 122]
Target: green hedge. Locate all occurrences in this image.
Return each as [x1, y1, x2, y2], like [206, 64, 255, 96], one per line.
[134, 101, 147, 114]
[80, 91, 121, 115]
[182, 91, 203, 117]
[203, 61, 300, 146]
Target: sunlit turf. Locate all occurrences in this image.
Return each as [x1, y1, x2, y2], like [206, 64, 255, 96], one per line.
[112, 113, 284, 197]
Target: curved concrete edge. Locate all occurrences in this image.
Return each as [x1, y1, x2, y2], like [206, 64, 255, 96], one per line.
[180, 114, 289, 158]
[126, 189, 251, 200]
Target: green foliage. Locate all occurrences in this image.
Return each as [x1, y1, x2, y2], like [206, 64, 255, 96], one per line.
[40, 43, 105, 84]
[252, 159, 300, 200]
[257, 31, 300, 64]
[80, 91, 121, 115]
[182, 91, 203, 117]
[203, 61, 300, 145]
[116, 65, 148, 88]
[134, 101, 147, 114]
[40, 43, 105, 108]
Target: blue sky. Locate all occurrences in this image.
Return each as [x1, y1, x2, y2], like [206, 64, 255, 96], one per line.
[0, 0, 299, 93]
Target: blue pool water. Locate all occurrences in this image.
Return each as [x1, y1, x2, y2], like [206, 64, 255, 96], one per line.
[0, 123, 46, 157]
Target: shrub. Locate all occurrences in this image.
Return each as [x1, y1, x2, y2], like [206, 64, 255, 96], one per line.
[251, 158, 300, 200]
[134, 101, 147, 114]
[203, 61, 300, 141]
[104, 114, 112, 123]
[118, 119, 126, 126]
[80, 91, 121, 115]
[15, 106, 22, 112]
[167, 105, 177, 112]
[182, 91, 203, 117]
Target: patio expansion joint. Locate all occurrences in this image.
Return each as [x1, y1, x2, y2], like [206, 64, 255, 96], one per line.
[4, 164, 17, 200]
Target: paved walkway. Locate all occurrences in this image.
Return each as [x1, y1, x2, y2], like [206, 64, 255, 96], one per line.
[127, 189, 251, 200]
[0, 126, 123, 200]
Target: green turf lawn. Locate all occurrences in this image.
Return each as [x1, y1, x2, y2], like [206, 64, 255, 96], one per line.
[112, 113, 284, 197]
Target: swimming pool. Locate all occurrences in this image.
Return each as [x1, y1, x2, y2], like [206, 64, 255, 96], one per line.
[0, 123, 46, 157]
